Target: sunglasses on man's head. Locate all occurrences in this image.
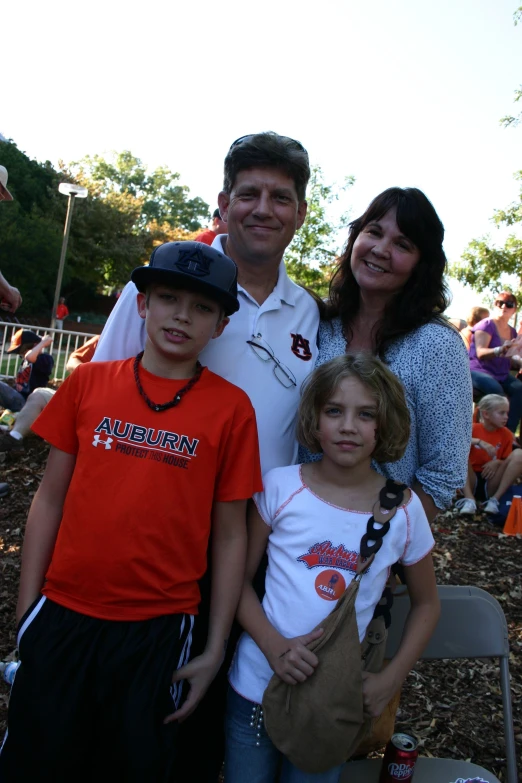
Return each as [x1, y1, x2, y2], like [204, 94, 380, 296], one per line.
[495, 300, 517, 309]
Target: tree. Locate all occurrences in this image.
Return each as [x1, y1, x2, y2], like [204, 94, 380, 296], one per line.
[451, 7, 522, 296]
[0, 140, 64, 314]
[72, 151, 209, 231]
[285, 166, 354, 297]
[0, 142, 209, 315]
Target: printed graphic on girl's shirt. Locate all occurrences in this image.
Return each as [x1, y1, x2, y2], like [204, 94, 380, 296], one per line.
[297, 540, 359, 572]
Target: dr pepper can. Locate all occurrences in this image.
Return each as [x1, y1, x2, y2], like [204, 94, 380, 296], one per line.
[379, 732, 419, 782]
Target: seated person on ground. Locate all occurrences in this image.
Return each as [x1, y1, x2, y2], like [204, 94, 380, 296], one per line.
[460, 306, 490, 352]
[0, 334, 99, 452]
[454, 394, 522, 515]
[0, 329, 53, 414]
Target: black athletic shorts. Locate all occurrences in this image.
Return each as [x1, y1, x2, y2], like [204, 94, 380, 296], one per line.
[0, 597, 194, 783]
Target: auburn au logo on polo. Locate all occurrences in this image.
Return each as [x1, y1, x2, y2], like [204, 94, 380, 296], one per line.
[290, 332, 312, 361]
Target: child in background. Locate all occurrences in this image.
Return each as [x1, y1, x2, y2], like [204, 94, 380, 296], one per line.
[455, 394, 522, 515]
[225, 354, 440, 783]
[0, 241, 262, 783]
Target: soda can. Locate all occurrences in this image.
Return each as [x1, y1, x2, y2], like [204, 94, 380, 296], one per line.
[379, 732, 418, 782]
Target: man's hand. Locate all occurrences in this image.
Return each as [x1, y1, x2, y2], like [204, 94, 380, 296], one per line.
[164, 650, 222, 724]
[0, 285, 22, 313]
[362, 669, 400, 718]
[40, 334, 54, 348]
[265, 628, 323, 685]
[481, 459, 503, 481]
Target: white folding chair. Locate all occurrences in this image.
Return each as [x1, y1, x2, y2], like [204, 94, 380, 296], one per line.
[341, 585, 517, 783]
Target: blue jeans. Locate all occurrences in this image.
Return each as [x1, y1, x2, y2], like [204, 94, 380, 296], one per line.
[224, 687, 344, 783]
[0, 381, 26, 412]
[471, 371, 522, 432]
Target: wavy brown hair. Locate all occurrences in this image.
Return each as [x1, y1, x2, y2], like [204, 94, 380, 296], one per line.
[297, 353, 411, 463]
[327, 187, 451, 357]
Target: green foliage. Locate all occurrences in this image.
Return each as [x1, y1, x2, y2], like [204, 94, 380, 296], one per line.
[451, 171, 522, 297]
[72, 151, 209, 231]
[0, 142, 209, 316]
[0, 141, 63, 313]
[285, 166, 355, 297]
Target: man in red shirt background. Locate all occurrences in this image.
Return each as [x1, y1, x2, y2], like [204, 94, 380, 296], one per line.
[194, 208, 227, 245]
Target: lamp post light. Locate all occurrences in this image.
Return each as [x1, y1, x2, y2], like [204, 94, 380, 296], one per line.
[50, 182, 88, 330]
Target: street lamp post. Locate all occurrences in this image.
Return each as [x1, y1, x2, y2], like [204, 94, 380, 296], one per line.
[50, 182, 88, 330]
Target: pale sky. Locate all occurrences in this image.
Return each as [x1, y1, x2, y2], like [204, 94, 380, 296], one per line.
[2, 0, 522, 317]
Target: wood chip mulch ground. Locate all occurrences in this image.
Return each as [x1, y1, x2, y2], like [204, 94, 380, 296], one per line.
[0, 439, 521, 780]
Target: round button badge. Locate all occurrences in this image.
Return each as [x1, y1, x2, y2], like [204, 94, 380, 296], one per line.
[314, 569, 346, 601]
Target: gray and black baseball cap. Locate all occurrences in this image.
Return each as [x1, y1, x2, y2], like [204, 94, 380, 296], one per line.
[131, 241, 239, 316]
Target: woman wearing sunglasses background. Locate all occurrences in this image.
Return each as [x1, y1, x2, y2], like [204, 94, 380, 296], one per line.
[469, 291, 522, 432]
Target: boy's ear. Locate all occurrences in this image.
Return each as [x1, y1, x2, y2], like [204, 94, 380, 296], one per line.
[137, 292, 147, 320]
[213, 316, 229, 339]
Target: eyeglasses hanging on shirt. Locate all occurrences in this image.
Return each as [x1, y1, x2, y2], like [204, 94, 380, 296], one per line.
[246, 336, 297, 389]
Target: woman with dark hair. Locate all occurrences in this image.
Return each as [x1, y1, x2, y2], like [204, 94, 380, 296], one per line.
[469, 291, 522, 432]
[300, 187, 472, 521]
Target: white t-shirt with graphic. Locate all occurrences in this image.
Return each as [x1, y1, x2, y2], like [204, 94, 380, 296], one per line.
[229, 464, 435, 705]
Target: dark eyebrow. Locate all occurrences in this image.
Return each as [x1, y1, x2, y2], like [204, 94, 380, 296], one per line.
[324, 397, 377, 411]
[272, 188, 294, 197]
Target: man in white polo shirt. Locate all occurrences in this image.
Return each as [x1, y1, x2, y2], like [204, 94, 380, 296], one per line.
[95, 132, 319, 474]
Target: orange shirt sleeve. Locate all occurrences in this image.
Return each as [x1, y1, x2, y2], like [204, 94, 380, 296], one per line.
[214, 398, 263, 502]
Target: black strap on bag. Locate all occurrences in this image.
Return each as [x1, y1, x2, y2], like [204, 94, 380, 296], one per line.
[361, 480, 407, 627]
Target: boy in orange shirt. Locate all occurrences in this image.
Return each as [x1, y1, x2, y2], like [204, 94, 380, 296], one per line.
[0, 242, 262, 782]
[455, 393, 522, 515]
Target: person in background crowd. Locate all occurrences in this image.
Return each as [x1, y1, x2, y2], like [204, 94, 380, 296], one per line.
[194, 208, 227, 245]
[455, 394, 522, 515]
[460, 306, 490, 351]
[300, 187, 472, 523]
[0, 164, 22, 496]
[469, 291, 522, 433]
[0, 330, 54, 411]
[93, 132, 319, 782]
[0, 331, 54, 453]
[55, 297, 69, 330]
[0, 336, 100, 453]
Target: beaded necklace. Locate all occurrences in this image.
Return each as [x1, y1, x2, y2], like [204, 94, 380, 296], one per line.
[133, 351, 204, 412]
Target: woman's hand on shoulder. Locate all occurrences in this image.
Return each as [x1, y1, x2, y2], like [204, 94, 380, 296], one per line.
[266, 628, 324, 685]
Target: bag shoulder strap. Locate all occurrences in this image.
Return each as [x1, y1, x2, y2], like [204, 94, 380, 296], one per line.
[356, 479, 407, 576]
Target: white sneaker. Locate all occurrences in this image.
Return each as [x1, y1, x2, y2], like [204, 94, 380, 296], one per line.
[454, 498, 477, 515]
[482, 497, 500, 514]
